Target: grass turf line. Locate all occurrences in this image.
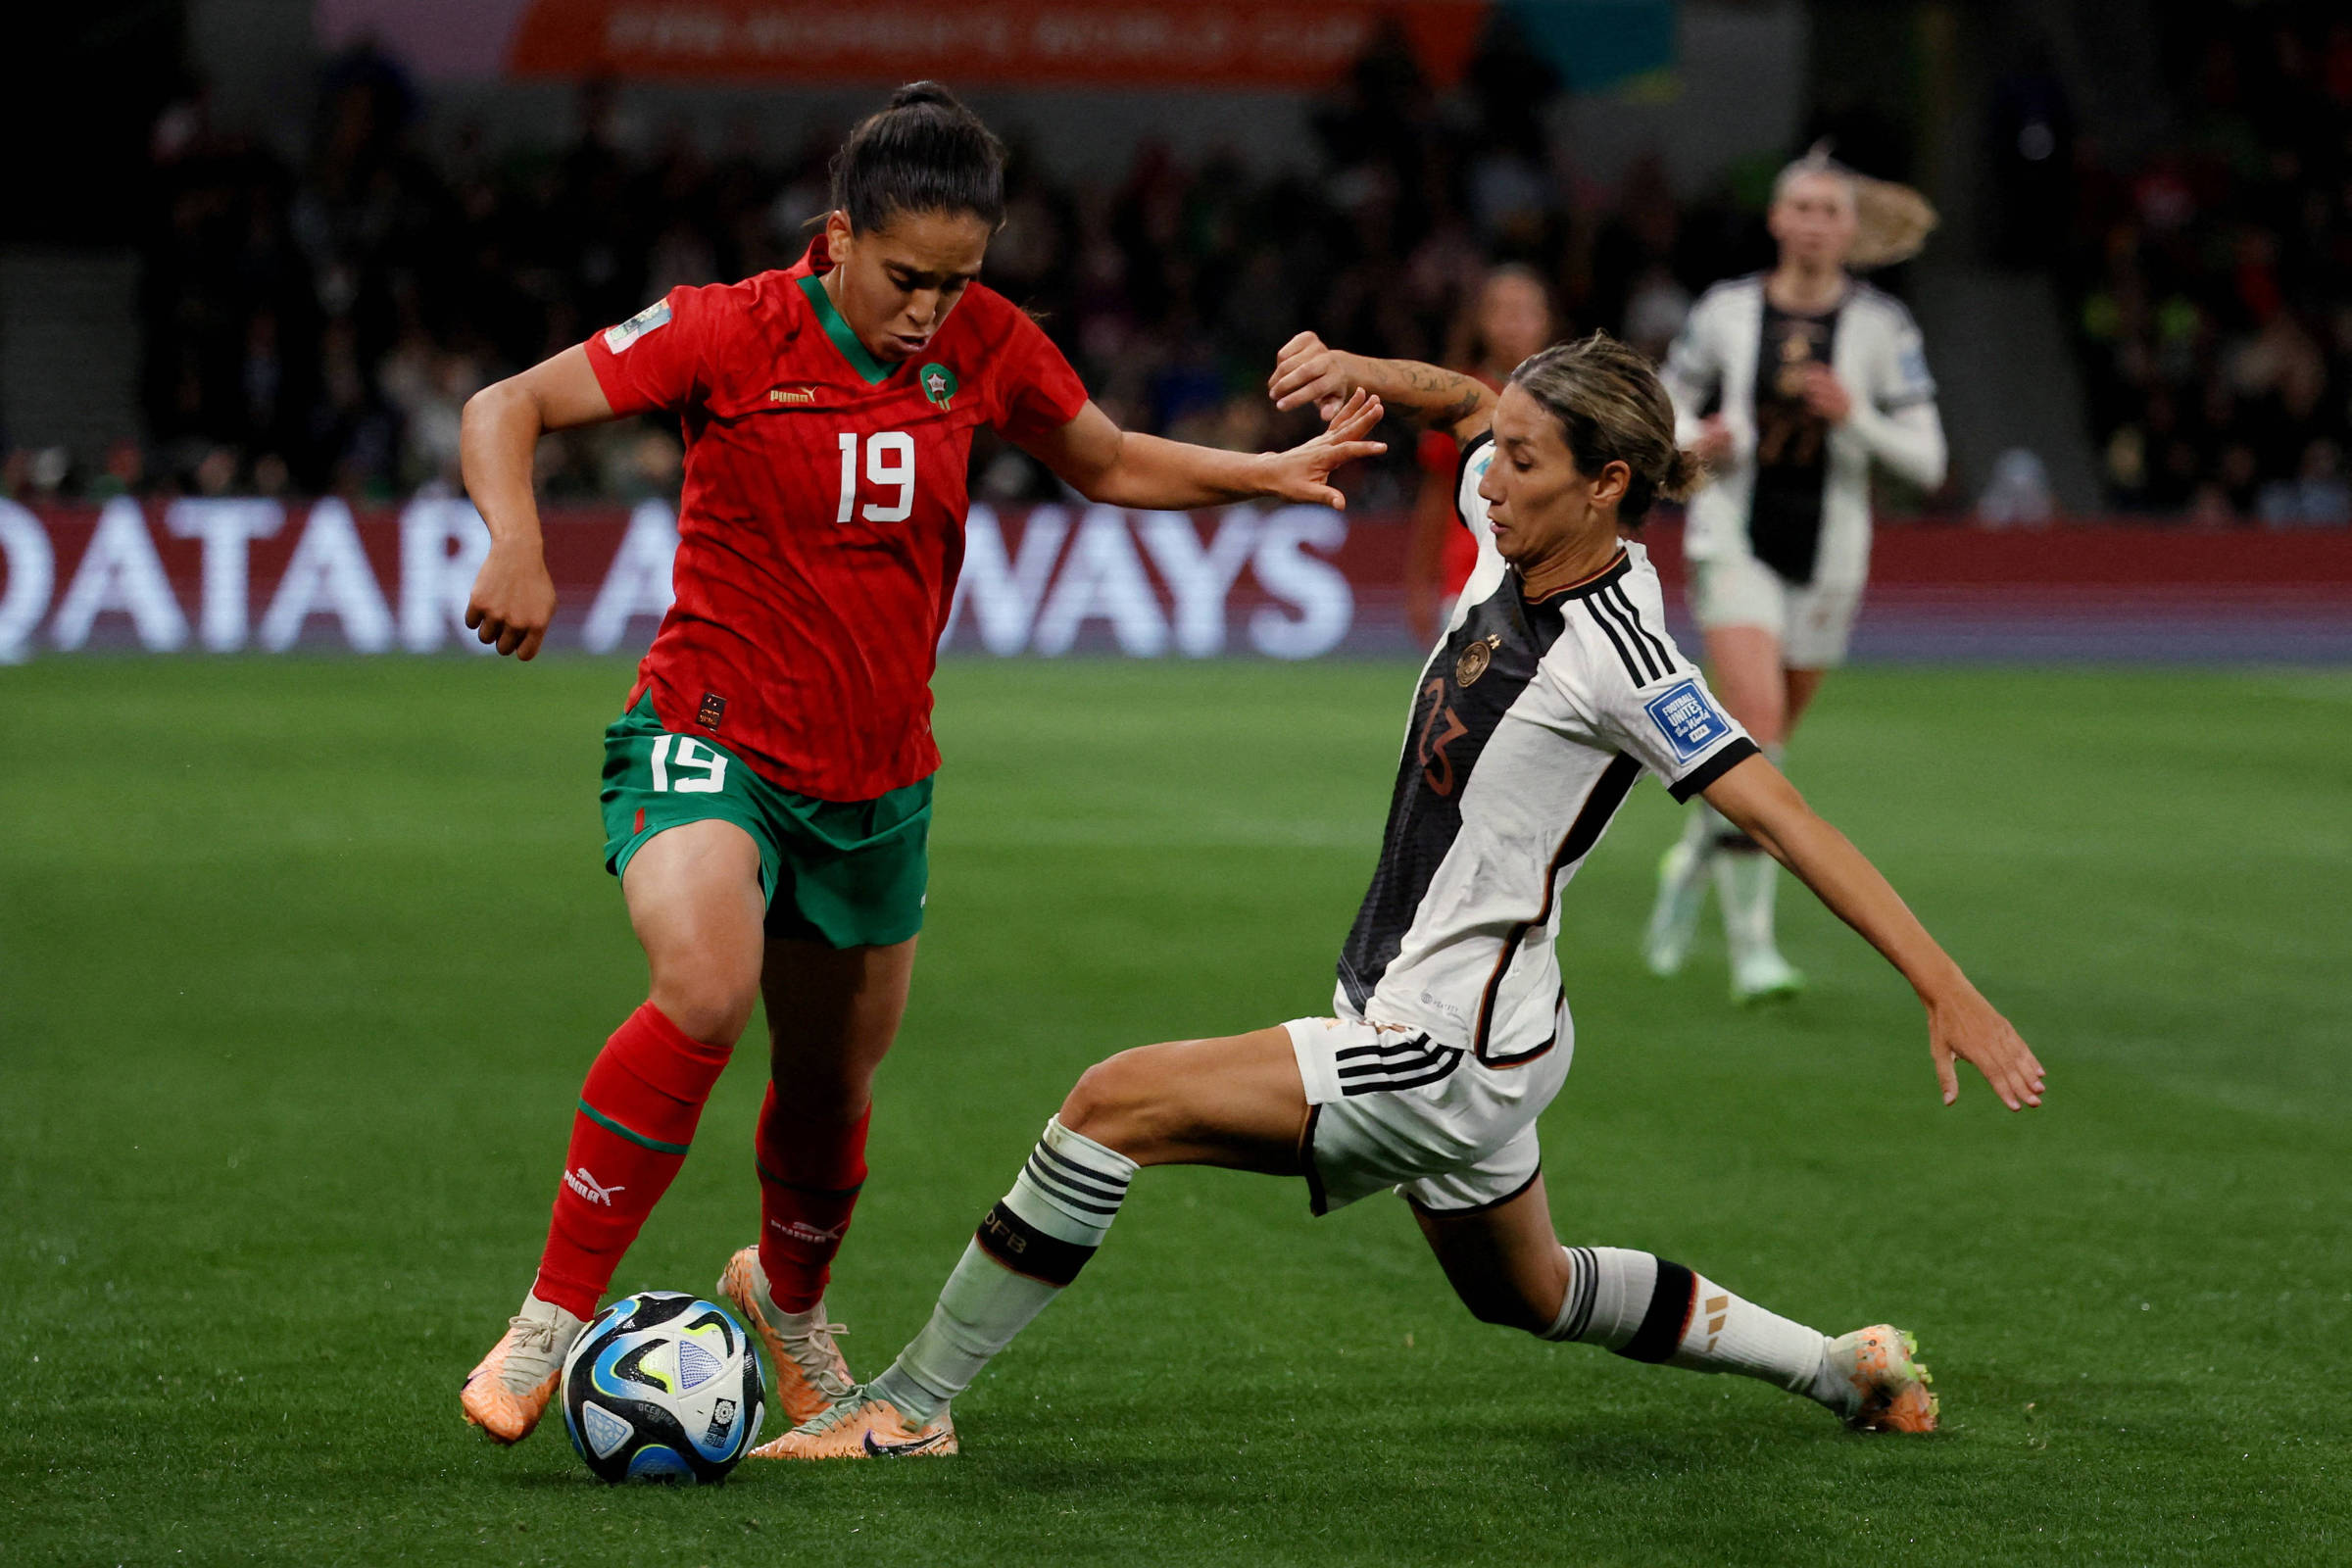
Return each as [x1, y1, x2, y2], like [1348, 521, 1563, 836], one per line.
[1, 658, 2345, 1566]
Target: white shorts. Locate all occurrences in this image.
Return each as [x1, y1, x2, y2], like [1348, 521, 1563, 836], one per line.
[1690, 555, 1863, 669]
[1285, 1013, 1572, 1216]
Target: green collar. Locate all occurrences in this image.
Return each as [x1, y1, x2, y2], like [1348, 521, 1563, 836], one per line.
[797, 273, 897, 386]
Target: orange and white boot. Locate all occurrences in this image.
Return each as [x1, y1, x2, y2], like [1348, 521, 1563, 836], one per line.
[460, 1295, 587, 1444]
[1825, 1324, 1939, 1433]
[717, 1246, 857, 1426]
[752, 1390, 957, 1460]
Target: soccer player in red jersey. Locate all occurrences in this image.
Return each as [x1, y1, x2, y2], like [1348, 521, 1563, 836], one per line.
[454, 82, 1387, 1446]
[1402, 267, 1555, 644]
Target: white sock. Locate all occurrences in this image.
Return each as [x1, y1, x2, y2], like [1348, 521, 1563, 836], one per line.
[1542, 1248, 1832, 1403]
[1715, 850, 1783, 963]
[872, 1117, 1138, 1421]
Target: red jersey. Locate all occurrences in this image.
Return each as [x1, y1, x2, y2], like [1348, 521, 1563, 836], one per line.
[584, 237, 1089, 801]
[1416, 367, 1505, 595]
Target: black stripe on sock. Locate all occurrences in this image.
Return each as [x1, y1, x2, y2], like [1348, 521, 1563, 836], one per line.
[1616, 1259, 1697, 1363]
[1565, 1247, 1598, 1341]
[1022, 1154, 1125, 1215]
[1034, 1139, 1132, 1193]
[974, 1200, 1097, 1288]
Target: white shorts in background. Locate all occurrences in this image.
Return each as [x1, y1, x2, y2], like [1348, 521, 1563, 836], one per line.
[1689, 555, 1863, 669]
[1285, 1013, 1572, 1216]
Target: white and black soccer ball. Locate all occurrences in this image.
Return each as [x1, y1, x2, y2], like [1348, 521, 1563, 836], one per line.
[561, 1291, 764, 1484]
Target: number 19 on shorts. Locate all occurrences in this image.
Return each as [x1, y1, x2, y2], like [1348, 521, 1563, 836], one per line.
[649, 734, 728, 794]
[837, 431, 913, 523]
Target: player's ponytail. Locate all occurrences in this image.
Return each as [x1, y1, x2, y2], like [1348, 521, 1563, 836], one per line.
[1772, 142, 1937, 271]
[830, 81, 1007, 234]
[1510, 332, 1705, 527]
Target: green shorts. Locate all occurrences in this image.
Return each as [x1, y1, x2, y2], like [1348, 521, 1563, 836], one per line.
[599, 695, 933, 949]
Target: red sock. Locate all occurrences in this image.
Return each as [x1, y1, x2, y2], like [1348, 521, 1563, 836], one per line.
[755, 1086, 869, 1313]
[531, 1003, 731, 1320]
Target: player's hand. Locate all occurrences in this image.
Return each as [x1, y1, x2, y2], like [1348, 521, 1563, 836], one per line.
[1268, 332, 1362, 421]
[466, 541, 558, 660]
[1693, 415, 1737, 466]
[1926, 985, 2045, 1110]
[1800, 366, 1853, 423]
[1259, 388, 1386, 509]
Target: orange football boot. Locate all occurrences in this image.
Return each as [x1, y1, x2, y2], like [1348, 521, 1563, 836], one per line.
[460, 1298, 586, 1444]
[1827, 1324, 1939, 1433]
[752, 1393, 957, 1460]
[717, 1246, 857, 1426]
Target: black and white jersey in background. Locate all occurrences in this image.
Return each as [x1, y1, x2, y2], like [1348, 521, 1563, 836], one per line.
[1660, 273, 1946, 587]
[1334, 435, 1760, 1066]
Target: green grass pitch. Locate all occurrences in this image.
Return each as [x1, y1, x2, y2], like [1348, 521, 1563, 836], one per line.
[3, 657, 2346, 1566]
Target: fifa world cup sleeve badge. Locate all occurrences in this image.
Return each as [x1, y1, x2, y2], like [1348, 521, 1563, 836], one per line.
[698, 692, 727, 731]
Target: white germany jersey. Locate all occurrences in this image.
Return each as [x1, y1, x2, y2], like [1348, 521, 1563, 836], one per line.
[1660, 273, 1942, 588]
[1333, 435, 1760, 1065]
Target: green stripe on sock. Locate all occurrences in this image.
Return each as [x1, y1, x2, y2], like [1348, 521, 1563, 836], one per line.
[578, 1100, 690, 1155]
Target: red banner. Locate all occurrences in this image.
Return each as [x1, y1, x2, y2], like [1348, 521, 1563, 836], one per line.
[3, 496, 2348, 662]
[502, 0, 1492, 88]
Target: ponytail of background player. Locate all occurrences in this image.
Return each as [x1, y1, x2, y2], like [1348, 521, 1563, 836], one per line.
[1646, 148, 1946, 1002]
[757, 332, 2041, 1461]
[455, 81, 1386, 1446]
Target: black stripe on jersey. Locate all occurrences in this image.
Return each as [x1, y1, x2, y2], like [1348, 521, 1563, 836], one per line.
[1590, 588, 1662, 681]
[1603, 584, 1676, 675]
[975, 1200, 1097, 1287]
[1586, 595, 1650, 683]
[1617, 1259, 1698, 1364]
[1666, 735, 1761, 803]
[1471, 754, 1642, 1066]
[1450, 431, 1495, 534]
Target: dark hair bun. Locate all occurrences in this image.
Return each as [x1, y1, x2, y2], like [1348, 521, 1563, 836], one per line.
[889, 80, 959, 111]
[831, 81, 1006, 232]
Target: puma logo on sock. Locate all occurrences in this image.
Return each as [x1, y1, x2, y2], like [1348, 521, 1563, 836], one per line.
[564, 1168, 625, 1206]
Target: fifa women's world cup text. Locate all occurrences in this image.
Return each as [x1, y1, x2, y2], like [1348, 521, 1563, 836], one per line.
[453, 81, 1387, 1448]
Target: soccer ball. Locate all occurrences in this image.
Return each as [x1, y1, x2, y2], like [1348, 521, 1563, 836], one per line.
[560, 1291, 764, 1484]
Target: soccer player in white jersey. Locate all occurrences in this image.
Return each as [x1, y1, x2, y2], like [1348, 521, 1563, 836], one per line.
[1645, 150, 1947, 1002]
[753, 332, 2041, 1461]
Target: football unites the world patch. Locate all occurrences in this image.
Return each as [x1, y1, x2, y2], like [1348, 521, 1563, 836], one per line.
[1642, 678, 1735, 763]
[603, 301, 672, 354]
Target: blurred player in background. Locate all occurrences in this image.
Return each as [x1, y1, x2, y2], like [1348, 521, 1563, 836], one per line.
[1645, 149, 1946, 1003]
[756, 332, 2041, 1460]
[1404, 266, 1558, 643]
[454, 81, 1386, 1446]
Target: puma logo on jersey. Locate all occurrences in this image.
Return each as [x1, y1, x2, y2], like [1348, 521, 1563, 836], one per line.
[564, 1167, 625, 1206]
[768, 1217, 849, 1245]
[767, 386, 818, 404]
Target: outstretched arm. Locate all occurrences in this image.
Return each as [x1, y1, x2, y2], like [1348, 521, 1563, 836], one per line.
[1267, 332, 1496, 443]
[459, 344, 617, 660]
[1700, 754, 2046, 1110]
[1020, 389, 1387, 511]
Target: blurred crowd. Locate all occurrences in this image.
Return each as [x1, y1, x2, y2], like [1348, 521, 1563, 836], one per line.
[22, 14, 2342, 523]
[2063, 6, 2352, 523]
[109, 24, 1777, 511]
